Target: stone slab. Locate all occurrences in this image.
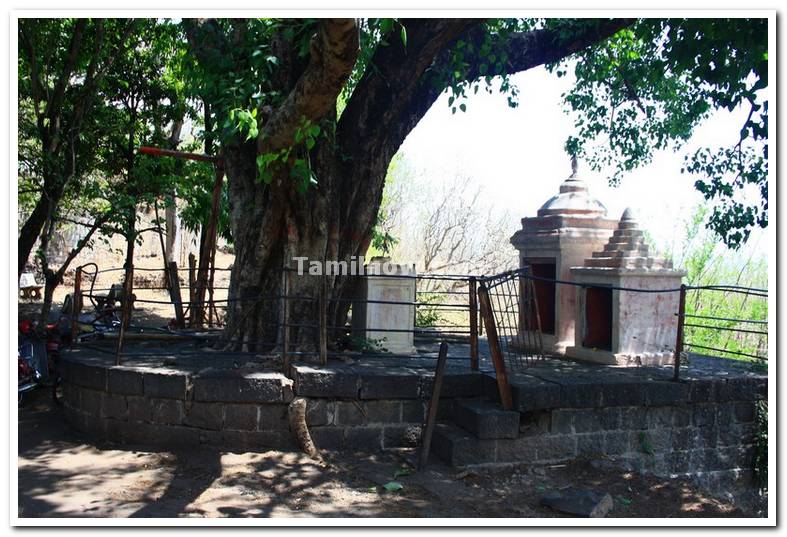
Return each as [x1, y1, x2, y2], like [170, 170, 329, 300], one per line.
[431, 423, 497, 466]
[540, 489, 614, 518]
[192, 370, 294, 403]
[452, 399, 519, 439]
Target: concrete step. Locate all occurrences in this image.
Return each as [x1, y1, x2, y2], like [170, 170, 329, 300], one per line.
[431, 422, 498, 466]
[452, 399, 520, 439]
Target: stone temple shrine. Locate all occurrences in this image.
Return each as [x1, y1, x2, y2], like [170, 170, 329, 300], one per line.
[511, 158, 685, 366]
[565, 208, 686, 365]
[510, 157, 617, 355]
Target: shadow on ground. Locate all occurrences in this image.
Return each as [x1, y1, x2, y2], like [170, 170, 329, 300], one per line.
[18, 389, 764, 519]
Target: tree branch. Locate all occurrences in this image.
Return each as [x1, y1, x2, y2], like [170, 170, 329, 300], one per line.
[462, 19, 635, 83]
[46, 19, 87, 125]
[53, 211, 112, 281]
[18, 24, 46, 125]
[257, 19, 359, 154]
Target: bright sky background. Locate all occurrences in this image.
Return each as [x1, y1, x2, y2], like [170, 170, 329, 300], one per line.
[396, 64, 767, 261]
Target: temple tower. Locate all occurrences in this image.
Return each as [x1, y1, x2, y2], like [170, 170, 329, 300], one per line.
[565, 209, 686, 365]
[510, 158, 617, 355]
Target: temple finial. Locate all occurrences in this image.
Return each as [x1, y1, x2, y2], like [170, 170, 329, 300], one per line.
[570, 155, 578, 177]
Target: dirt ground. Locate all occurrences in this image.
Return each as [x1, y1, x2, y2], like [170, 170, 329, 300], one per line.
[17, 389, 765, 519]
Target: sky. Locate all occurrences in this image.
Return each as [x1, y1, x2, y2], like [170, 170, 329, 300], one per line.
[396, 64, 767, 260]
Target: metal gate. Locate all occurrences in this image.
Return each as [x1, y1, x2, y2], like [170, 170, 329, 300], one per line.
[477, 268, 546, 409]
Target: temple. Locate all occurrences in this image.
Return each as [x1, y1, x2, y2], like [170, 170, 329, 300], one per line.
[510, 157, 617, 355]
[511, 158, 685, 365]
[565, 208, 686, 365]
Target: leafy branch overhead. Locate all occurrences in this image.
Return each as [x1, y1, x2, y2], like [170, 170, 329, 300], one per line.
[17, 16, 769, 348]
[548, 18, 768, 248]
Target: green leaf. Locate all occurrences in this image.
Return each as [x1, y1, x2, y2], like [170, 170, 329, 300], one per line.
[383, 481, 403, 492]
[617, 496, 633, 506]
[393, 468, 411, 478]
[400, 25, 407, 48]
[459, 103, 466, 113]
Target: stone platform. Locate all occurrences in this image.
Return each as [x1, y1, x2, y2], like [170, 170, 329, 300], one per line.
[58, 338, 766, 490]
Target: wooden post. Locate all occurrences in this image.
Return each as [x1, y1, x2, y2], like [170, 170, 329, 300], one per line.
[469, 276, 479, 371]
[478, 293, 483, 337]
[207, 250, 217, 327]
[188, 253, 196, 323]
[319, 274, 328, 365]
[418, 341, 449, 471]
[673, 284, 687, 382]
[281, 267, 291, 375]
[477, 283, 514, 410]
[115, 265, 135, 366]
[193, 163, 224, 327]
[167, 261, 185, 328]
[70, 266, 83, 342]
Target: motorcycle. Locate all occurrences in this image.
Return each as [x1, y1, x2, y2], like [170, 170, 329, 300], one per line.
[18, 340, 43, 405]
[18, 319, 63, 405]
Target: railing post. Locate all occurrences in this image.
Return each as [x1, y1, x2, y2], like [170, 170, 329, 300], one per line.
[188, 253, 196, 325]
[70, 265, 83, 343]
[469, 276, 479, 371]
[115, 264, 135, 366]
[418, 341, 449, 471]
[673, 284, 687, 381]
[281, 267, 291, 375]
[319, 273, 328, 365]
[477, 282, 514, 410]
[167, 261, 185, 328]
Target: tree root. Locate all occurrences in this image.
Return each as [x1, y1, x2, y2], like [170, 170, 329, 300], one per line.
[287, 397, 323, 462]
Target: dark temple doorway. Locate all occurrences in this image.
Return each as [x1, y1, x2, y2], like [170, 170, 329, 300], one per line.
[583, 286, 613, 350]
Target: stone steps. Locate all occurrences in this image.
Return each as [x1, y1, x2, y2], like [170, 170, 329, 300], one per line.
[432, 422, 499, 466]
[451, 398, 520, 439]
[605, 236, 647, 248]
[430, 397, 526, 465]
[432, 421, 555, 466]
[584, 257, 654, 268]
[593, 248, 649, 258]
[611, 229, 644, 239]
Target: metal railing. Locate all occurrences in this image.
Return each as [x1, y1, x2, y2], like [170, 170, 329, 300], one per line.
[63, 262, 768, 397]
[675, 284, 768, 378]
[66, 263, 485, 372]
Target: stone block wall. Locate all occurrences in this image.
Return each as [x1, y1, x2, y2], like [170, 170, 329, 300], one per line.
[434, 402, 758, 482]
[61, 373, 296, 452]
[59, 357, 473, 453]
[59, 353, 765, 491]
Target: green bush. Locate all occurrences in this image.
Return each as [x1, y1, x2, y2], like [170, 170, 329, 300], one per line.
[669, 205, 768, 365]
[415, 292, 444, 327]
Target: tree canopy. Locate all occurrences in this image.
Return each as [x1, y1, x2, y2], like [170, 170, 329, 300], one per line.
[17, 17, 769, 344]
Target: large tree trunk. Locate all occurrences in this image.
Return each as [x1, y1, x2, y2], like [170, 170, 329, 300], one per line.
[220, 140, 337, 351]
[18, 195, 51, 277]
[205, 18, 633, 352]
